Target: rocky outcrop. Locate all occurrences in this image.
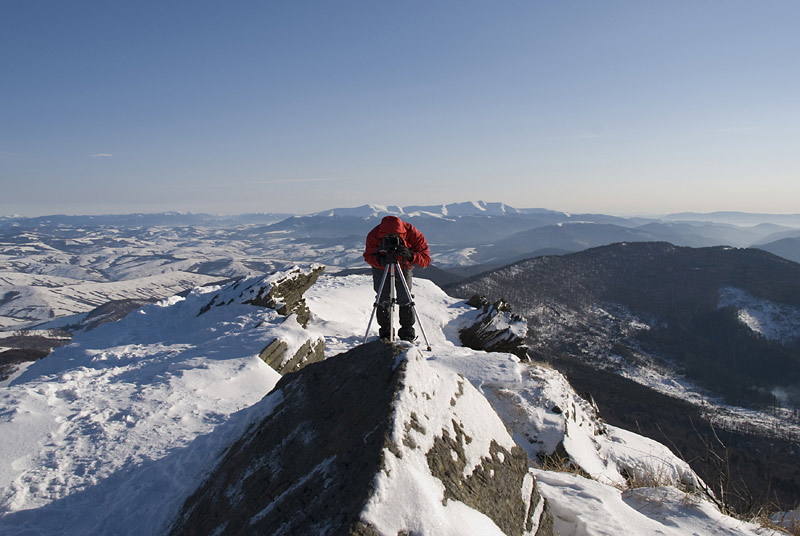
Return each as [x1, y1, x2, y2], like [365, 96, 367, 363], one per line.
[198, 266, 326, 375]
[460, 295, 530, 361]
[427, 430, 553, 536]
[198, 265, 324, 327]
[258, 334, 325, 375]
[168, 341, 553, 536]
[81, 298, 159, 331]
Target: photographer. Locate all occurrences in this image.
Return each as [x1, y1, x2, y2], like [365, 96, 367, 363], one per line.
[363, 215, 431, 341]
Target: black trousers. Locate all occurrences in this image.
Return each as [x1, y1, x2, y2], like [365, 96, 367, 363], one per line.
[372, 265, 414, 329]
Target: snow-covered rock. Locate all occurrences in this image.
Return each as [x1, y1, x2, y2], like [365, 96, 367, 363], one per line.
[198, 264, 324, 327]
[534, 470, 768, 536]
[483, 364, 702, 492]
[168, 341, 553, 536]
[198, 266, 326, 375]
[459, 295, 530, 360]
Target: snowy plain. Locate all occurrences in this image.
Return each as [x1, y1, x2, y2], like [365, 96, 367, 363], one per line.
[0, 269, 784, 535]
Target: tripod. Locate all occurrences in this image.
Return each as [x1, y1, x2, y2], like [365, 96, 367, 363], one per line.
[364, 257, 432, 351]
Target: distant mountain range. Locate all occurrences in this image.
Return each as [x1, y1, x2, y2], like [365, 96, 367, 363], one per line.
[755, 236, 800, 264]
[662, 211, 800, 227]
[252, 203, 800, 269]
[3, 202, 800, 331]
[4, 203, 800, 265]
[0, 211, 292, 229]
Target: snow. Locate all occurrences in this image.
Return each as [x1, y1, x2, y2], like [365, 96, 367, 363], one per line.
[360, 347, 512, 536]
[718, 286, 800, 345]
[772, 510, 800, 532]
[0, 278, 290, 534]
[0, 270, 783, 535]
[1, 271, 220, 327]
[533, 470, 767, 536]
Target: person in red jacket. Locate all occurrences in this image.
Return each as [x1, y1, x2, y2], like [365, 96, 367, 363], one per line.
[363, 215, 431, 341]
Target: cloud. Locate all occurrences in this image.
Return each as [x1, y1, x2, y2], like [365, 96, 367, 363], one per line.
[715, 126, 764, 134]
[250, 177, 341, 185]
[91, 153, 113, 158]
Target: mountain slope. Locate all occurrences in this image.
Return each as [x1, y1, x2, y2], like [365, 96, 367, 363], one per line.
[448, 242, 800, 407]
[446, 241, 800, 511]
[0, 269, 778, 535]
[1, 271, 221, 327]
[755, 236, 800, 264]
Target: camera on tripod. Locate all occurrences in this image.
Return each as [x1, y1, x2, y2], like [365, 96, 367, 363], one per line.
[379, 234, 403, 253]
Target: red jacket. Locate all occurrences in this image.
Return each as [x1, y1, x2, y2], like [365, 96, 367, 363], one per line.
[363, 216, 431, 270]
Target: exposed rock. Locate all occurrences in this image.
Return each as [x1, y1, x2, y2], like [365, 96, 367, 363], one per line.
[460, 295, 530, 361]
[427, 430, 552, 536]
[198, 265, 324, 327]
[168, 341, 404, 536]
[258, 328, 325, 375]
[242, 265, 325, 327]
[81, 298, 158, 331]
[198, 266, 326, 375]
[1, 348, 49, 382]
[169, 341, 553, 536]
[0, 331, 73, 382]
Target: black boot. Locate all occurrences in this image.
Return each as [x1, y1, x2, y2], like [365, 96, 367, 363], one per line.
[399, 305, 416, 341]
[398, 326, 416, 342]
[377, 304, 391, 341]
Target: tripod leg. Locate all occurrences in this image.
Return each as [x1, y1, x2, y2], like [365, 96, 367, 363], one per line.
[389, 264, 396, 342]
[395, 267, 432, 351]
[363, 264, 392, 343]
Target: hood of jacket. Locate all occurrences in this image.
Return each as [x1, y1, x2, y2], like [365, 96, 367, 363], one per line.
[377, 216, 406, 238]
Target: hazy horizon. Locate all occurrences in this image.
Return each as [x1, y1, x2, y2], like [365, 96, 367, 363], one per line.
[4, 200, 800, 221]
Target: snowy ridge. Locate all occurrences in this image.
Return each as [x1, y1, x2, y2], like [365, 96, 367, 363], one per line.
[534, 471, 767, 536]
[0, 271, 324, 529]
[0, 271, 782, 535]
[310, 204, 405, 218]
[309, 201, 527, 219]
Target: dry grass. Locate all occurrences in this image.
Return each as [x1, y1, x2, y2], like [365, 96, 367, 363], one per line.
[752, 508, 799, 535]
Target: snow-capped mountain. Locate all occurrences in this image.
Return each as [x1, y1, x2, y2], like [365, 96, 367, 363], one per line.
[309, 201, 555, 219]
[0, 267, 780, 535]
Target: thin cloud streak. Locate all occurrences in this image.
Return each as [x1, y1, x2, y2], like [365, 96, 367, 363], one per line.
[91, 153, 113, 158]
[250, 177, 342, 185]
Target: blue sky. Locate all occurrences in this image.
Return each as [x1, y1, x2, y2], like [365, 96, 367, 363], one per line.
[2, 1, 798, 216]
